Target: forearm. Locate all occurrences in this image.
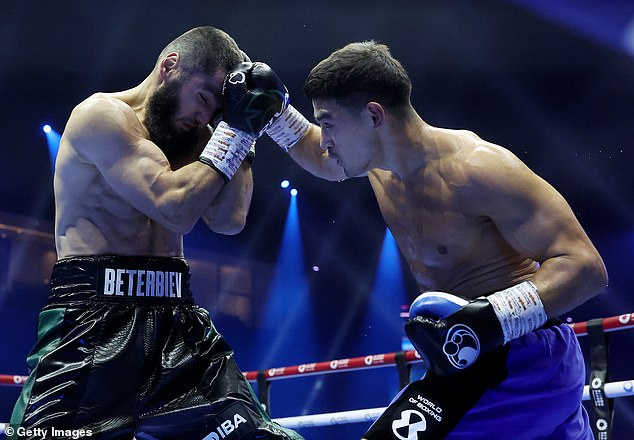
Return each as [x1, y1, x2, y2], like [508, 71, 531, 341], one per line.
[149, 161, 227, 234]
[265, 103, 346, 181]
[530, 248, 608, 318]
[201, 161, 253, 235]
[287, 124, 346, 181]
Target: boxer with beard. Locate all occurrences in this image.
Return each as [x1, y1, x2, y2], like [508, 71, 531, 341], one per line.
[144, 74, 211, 170]
[9, 26, 302, 440]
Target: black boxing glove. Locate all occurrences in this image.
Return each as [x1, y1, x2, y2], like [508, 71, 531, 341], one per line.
[222, 62, 289, 137]
[240, 50, 251, 63]
[198, 62, 289, 180]
[405, 282, 547, 375]
[222, 61, 311, 152]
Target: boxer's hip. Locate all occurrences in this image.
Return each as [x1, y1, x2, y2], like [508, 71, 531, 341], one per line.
[47, 255, 193, 306]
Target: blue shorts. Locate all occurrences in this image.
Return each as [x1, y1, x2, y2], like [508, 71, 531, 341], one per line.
[447, 323, 591, 439]
[365, 323, 592, 439]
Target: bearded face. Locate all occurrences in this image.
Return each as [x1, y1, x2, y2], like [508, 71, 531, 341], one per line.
[143, 78, 205, 167]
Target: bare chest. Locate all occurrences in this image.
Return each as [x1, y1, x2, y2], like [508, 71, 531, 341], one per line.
[368, 169, 539, 295]
[368, 170, 501, 291]
[374, 179, 483, 266]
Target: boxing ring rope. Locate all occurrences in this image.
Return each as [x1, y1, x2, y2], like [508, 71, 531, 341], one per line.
[241, 312, 634, 383]
[1, 313, 633, 432]
[239, 313, 634, 429]
[267, 380, 634, 429]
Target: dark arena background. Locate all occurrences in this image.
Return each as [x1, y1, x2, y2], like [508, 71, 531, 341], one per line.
[2, 1, 634, 438]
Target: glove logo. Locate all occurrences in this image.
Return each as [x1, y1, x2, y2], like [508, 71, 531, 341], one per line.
[391, 410, 426, 440]
[442, 324, 480, 369]
[228, 71, 246, 85]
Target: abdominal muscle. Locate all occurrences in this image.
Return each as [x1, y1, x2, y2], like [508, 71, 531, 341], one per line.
[406, 249, 539, 297]
[56, 215, 184, 259]
[54, 169, 183, 259]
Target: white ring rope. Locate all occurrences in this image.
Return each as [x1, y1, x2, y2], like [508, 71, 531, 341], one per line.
[274, 407, 386, 429]
[272, 380, 634, 429]
[1, 313, 632, 431]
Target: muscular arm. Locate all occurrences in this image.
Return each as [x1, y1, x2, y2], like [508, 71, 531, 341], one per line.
[468, 144, 608, 317]
[65, 96, 227, 234]
[286, 124, 347, 181]
[201, 160, 253, 234]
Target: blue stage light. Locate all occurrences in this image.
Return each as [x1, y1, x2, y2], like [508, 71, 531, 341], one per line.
[256, 190, 316, 369]
[290, 188, 298, 197]
[363, 228, 408, 352]
[280, 180, 290, 188]
[42, 124, 62, 170]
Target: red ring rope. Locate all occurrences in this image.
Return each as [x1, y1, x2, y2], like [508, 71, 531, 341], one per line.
[243, 312, 634, 382]
[1, 313, 632, 386]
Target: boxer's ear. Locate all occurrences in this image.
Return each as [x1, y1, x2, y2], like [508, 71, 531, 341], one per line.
[366, 102, 384, 128]
[160, 52, 180, 81]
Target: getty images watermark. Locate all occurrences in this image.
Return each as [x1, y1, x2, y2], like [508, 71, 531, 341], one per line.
[4, 426, 93, 438]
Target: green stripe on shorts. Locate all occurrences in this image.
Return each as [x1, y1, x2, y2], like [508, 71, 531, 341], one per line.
[9, 308, 66, 431]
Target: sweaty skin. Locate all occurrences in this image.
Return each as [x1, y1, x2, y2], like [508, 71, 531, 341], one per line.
[287, 99, 607, 318]
[55, 54, 253, 258]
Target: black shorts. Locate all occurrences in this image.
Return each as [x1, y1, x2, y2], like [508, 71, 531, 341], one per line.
[9, 256, 303, 440]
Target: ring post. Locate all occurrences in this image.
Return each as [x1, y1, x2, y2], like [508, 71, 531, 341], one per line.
[587, 318, 613, 439]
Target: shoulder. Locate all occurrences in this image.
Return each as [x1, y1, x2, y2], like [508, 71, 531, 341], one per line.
[436, 130, 547, 212]
[439, 129, 531, 187]
[66, 93, 145, 145]
[62, 93, 154, 168]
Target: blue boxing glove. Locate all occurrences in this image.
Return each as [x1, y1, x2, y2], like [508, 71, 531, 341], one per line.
[405, 281, 548, 375]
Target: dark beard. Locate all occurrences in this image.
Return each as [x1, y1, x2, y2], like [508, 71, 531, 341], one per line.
[144, 80, 206, 169]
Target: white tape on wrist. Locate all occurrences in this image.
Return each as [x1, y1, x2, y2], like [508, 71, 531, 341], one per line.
[265, 105, 311, 152]
[199, 121, 256, 180]
[487, 281, 548, 344]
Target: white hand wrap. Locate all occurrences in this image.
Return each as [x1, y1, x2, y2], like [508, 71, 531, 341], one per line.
[265, 105, 311, 152]
[486, 281, 548, 344]
[199, 121, 256, 180]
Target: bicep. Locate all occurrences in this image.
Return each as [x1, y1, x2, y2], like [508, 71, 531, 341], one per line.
[471, 150, 607, 314]
[70, 108, 175, 209]
[66, 100, 221, 230]
[479, 164, 590, 262]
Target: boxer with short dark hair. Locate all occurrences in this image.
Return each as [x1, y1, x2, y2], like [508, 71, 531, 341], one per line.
[9, 26, 302, 440]
[252, 41, 608, 439]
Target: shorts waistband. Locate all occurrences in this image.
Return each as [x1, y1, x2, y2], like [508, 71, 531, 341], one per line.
[49, 255, 193, 304]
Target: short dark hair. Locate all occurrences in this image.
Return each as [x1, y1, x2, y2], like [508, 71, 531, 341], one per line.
[158, 26, 243, 75]
[304, 41, 412, 114]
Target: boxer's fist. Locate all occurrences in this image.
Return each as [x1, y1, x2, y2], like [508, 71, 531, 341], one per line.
[405, 292, 504, 375]
[409, 291, 468, 319]
[405, 282, 547, 375]
[222, 62, 288, 137]
[198, 121, 255, 181]
[199, 62, 287, 179]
